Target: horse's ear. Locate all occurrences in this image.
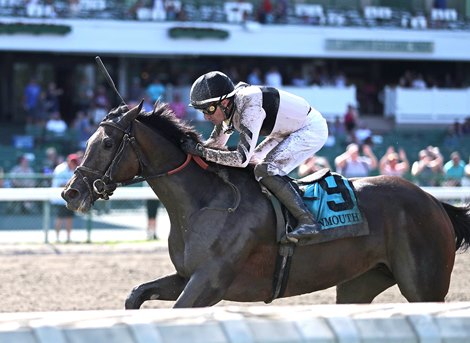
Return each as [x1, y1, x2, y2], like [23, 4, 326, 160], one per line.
[121, 99, 144, 126]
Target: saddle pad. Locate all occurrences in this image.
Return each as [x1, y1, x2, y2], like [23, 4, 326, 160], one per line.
[300, 172, 369, 245]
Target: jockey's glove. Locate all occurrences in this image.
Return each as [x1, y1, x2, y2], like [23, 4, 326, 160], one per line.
[181, 136, 205, 157]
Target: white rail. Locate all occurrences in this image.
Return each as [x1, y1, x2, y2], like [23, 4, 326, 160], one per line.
[0, 186, 157, 201]
[0, 186, 467, 201]
[0, 186, 468, 243]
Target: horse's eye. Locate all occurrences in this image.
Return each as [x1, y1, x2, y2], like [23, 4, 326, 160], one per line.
[103, 138, 113, 148]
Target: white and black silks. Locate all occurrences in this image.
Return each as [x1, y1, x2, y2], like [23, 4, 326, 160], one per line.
[203, 82, 329, 180]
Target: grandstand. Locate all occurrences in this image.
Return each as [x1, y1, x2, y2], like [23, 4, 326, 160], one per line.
[0, 0, 469, 178]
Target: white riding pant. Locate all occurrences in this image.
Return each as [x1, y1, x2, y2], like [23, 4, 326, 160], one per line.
[252, 109, 328, 180]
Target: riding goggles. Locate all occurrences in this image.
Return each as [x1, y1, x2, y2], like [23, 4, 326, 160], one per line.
[201, 103, 218, 115]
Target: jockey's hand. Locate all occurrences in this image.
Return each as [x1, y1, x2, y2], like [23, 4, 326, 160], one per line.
[181, 136, 205, 157]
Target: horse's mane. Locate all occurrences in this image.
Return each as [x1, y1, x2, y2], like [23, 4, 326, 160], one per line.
[134, 101, 256, 175]
[136, 102, 203, 146]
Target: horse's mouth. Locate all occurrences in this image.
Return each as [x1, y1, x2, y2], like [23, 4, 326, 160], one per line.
[62, 187, 93, 214]
[64, 197, 92, 214]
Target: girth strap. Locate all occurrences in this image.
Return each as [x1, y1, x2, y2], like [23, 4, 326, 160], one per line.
[261, 186, 296, 303]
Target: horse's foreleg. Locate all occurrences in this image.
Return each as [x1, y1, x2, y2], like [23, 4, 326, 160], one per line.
[173, 263, 235, 308]
[125, 273, 187, 309]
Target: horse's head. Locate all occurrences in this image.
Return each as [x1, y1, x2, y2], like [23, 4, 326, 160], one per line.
[62, 101, 144, 213]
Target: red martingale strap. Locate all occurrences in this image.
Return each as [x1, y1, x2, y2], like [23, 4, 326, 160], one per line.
[192, 155, 209, 170]
[167, 154, 209, 175]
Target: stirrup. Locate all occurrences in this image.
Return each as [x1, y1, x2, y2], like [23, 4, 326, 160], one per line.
[287, 223, 321, 241]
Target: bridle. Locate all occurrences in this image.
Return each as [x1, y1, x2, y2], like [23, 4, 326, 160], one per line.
[74, 118, 208, 202]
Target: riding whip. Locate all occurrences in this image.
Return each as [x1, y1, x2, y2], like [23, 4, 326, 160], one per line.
[95, 56, 126, 105]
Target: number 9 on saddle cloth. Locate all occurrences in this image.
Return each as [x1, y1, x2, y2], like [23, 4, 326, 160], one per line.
[275, 169, 369, 246]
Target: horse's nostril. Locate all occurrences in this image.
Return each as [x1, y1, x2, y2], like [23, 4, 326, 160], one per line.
[63, 188, 80, 200]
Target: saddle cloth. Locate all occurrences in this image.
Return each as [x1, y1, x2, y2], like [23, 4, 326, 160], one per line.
[290, 169, 369, 245]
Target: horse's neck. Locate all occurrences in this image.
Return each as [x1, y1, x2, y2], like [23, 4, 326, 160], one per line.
[147, 163, 210, 213]
[134, 122, 215, 218]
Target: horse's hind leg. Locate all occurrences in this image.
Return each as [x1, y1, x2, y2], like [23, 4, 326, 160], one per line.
[336, 266, 396, 304]
[125, 273, 187, 309]
[393, 256, 451, 302]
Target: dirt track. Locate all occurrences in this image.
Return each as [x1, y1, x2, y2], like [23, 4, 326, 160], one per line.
[1, 242, 470, 313]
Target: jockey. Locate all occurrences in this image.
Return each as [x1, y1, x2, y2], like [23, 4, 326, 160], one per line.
[182, 71, 328, 242]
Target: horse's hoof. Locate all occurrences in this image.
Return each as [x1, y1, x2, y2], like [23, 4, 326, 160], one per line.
[125, 294, 141, 310]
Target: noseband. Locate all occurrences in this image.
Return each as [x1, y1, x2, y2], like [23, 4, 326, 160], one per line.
[74, 119, 208, 203]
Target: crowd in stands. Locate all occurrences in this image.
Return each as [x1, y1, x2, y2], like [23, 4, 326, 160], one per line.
[4, 104, 470, 197]
[298, 142, 470, 189]
[297, 106, 470, 188]
[2, 68, 470, 201]
[397, 69, 464, 89]
[15, 58, 470, 151]
[5, 0, 468, 31]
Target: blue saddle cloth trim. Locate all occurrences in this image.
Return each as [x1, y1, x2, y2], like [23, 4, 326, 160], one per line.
[302, 173, 364, 230]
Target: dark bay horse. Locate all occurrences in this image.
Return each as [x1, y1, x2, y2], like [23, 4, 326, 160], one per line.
[62, 101, 470, 308]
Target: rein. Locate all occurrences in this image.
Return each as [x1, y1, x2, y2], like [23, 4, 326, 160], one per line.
[74, 117, 240, 213]
[118, 153, 209, 187]
[75, 120, 209, 201]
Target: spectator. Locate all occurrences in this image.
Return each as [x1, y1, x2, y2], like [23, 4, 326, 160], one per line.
[72, 110, 93, 149]
[140, 95, 154, 113]
[291, 71, 308, 87]
[452, 120, 463, 136]
[411, 146, 443, 186]
[169, 92, 187, 119]
[399, 70, 413, 88]
[152, 0, 166, 20]
[146, 77, 166, 103]
[43, 81, 62, 115]
[10, 154, 35, 188]
[434, 0, 447, 9]
[9, 154, 36, 213]
[247, 67, 263, 85]
[443, 120, 462, 150]
[442, 151, 465, 186]
[274, 0, 288, 23]
[462, 117, 470, 135]
[23, 77, 43, 124]
[45, 111, 67, 137]
[41, 146, 62, 175]
[462, 156, 470, 187]
[443, 73, 456, 88]
[297, 155, 331, 177]
[68, 0, 80, 16]
[226, 66, 241, 83]
[379, 146, 409, 177]
[265, 66, 282, 86]
[146, 198, 161, 240]
[91, 85, 111, 125]
[51, 153, 80, 243]
[128, 77, 144, 102]
[412, 73, 427, 89]
[330, 116, 347, 144]
[95, 84, 111, 108]
[165, 0, 180, 20]
[0, 167, 4, 188]
[354, 122, 372, 145]
[334, 143, 378, 178]
[257, 0, 273, 24]
[75, 75, 93, 113]
[343, 104, 358, 143]
[333, 71, 347, 88]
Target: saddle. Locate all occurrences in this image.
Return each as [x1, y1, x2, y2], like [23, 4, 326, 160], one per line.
[263, 168, 370, 303]
[264, 168, 369, 247]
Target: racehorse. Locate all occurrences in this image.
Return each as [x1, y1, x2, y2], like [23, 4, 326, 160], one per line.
[62, 101, 470, 309]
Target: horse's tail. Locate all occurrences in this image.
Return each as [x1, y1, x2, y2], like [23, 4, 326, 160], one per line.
[441, 202, 470, 251]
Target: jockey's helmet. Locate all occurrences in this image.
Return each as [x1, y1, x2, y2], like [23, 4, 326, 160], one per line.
[189, 71, 235, 110]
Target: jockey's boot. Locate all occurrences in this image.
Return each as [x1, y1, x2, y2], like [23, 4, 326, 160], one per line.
[260, 175, 321, 243]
